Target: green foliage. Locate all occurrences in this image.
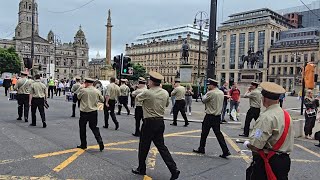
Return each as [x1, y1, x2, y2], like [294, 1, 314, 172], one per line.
[0, 47, 21, 74]
[126, 63, 146, 81]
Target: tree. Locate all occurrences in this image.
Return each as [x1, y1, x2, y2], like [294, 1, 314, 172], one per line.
[126, 63, 146, 81]
[0, 47, 21, 74]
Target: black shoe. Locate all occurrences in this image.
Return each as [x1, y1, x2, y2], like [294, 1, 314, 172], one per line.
[115, 123, 119, 130]
[170, 123, 177, 126]
[71, 115, 75, 117]
[103, 125, 108, 129]
[132, 133, 140, 137]
[184, 123, 189, 127]
[29, 124, 36, 126]
[117, 112, 121, 115]
[17, 117, 22, 121]
[170, 170, 180, 180]
[219, 152, 231, 159]
[127, 111, 130, 115]
[193, 149, 205, 154]
[77, 145, 87, 150]
[131, 168, 146, 175]
[25, 119, 28, 122]
[99, 142, 104, 152]
[315, 144, 320, 147]
[43, 122, 47, 128]
[239, 134, 248, 137]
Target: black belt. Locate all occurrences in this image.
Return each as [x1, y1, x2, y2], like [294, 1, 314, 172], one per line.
[144, 117, 164, 121]
[250, 107, 260, 109]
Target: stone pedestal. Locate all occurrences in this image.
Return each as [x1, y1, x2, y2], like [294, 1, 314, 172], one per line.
[238, 69, 263, 95]
[180, 64, 192, 83]
[100, 65, 115, 80]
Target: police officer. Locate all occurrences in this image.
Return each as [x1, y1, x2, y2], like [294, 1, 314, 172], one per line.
[103, 77, 120, 130]
[77, 78, 104, 151]
[117, 79, 131, 115]
[14, 71, 31, 122]
[239, 82, 262, 137]
[48, 77, 55, 99]
[170, 78, 189, 127]
[193, 79, 231, 158]
[131, 77, 147, 137]
[243, 82, 294, 180]
[132, 71, 180, 180]
[29, 74, 47, 128]
[71, 77, 81, 117]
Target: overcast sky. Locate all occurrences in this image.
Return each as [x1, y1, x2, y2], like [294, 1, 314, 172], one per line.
[0, 0, 317, 60]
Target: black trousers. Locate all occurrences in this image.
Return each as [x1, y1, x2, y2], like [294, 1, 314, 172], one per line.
[304, 113, 316, 136]
[131, 95, 135, 108]
[118, 96, 130, 114]
[56, 88, 61, 96]
[173, 100, 188, 125]
[104, 99, 118, 126]
[279, 99, 284, 108]
[199, 114, 229, 154]
[134, 106, 143, 135]
[4, 87, 9, 96]
[48, 86, 55, 98]
[246, 154, 291, 180]
[79, 111, 103, 147]
[243, 107, 261, 136]
[17, 94, 29, 119]
[138, 118, 178, 173]
[31, 98, 46, 125]
[72, 94, 80, 116]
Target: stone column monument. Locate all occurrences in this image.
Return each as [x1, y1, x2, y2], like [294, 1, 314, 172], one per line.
[101, 9, 115, 80]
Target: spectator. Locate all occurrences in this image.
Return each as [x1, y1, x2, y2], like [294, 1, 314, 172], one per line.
[219, 81, 229, 123]
[56, 80, 63, 96]
[304, 90, 318, 139]
[170, 83, 175, 115]
[229, 83, 241, 121]
[3, 75, 12, 96]
[185, 84, 194, 116]
[11, 75, 17, 90]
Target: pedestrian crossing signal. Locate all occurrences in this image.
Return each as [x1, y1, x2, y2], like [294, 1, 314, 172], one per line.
[121, 56, 133, 75]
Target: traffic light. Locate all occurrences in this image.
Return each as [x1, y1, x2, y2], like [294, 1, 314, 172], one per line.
[23, 58, 33, 69]
[121, 56, 133, 75]
[113, 55, 121, 70]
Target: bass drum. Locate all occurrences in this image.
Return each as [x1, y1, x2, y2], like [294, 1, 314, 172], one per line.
[93, 80, 103, 94]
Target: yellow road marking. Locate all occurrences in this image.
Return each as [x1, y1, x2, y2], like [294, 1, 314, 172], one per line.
[294, 144, 320, 158]
[222, 132, 251, 164]
[164, 130, 201, 137]
[147, 147, 158, 170]
[53, 149, 85, 172]
[34, 148, 79, 159]
[173, 134, 249, 141]
[143, 175, 153, 180]
[106, 147, 137, 152]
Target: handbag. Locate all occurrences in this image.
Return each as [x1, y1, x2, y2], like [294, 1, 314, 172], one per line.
[44, 100, 49, 109]
[306, 108, 316, 118]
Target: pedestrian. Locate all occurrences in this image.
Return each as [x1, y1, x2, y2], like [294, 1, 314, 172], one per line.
[132, 71, 180, 180]
[29, 74, 47, 128]
[229, 82, 241, 121]
[131, 77, 147, 137]
[130, 84, 136, 108]
[193, 78, 231, 158]
[219, 81, 229, 123]
[62, 80, 66, 95]
[3, 75, 12, 96]
[103, 77, 120, 130]
[170, 78, 189, 127]
[243, 82, 294, 180]
[14, 71, 31, 122]
[47, 77, 55, 98]
[195, 83, 202, 102]
[279, 92, 286, 108]
[56, 80, 63, 96]
[71, 77, 82, 117]
[239, 82, 262, 137]
[170, 83, 175, 116]
[185, 84, 194, 116]
[117, 79, 130, 115]
[76, 78, 104, 151]
[65, 80, 70, 92]
[11, 75, 17, 90]
[303, 90, 318, 139]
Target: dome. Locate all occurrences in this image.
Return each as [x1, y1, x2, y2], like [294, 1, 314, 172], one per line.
[75, 25, 85, 37]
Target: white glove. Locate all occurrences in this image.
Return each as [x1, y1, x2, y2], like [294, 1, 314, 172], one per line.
[243, 140, 250, 149]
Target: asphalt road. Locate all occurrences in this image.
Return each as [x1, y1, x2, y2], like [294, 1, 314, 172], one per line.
[0, 88, 319, 180]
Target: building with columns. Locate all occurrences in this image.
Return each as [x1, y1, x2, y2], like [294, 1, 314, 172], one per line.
[268, 27, 320, 91]
[88, 52, 106, 79]
[125, 24, 209, 84]
[216, 8, 293, 85]
[0, 0, 89, 79]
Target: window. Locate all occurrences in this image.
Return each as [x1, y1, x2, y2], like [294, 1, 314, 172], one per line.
[222, 57, 225, 63]
[248, 32, 255, 51]
[277, 67, 281, 74]
[278, 55, 282, 63]
[222, 64, 225, 69]
[311, 53, 315, 62]
[304, 54, 308, 61]
[272, 56, 276, 63]
[272, 67, 275, 75]
[283, 67, 287, 75]
[258, 31, 265, 68]
[222, 50, 225, 56]
[64, 69, 67, 73]
[284, 55, 288, 62]
[229, 34, 236, 69]
[223, 35, 227, 41]
[238, 33, 246, 69]
[290, 67, 294, 74]
[291, 55, 294, 62]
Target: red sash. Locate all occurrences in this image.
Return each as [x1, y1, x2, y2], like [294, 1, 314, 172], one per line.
[258, 110, 290, 180]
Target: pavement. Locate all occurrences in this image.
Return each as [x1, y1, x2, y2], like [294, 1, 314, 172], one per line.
[0, 88, 319, 180]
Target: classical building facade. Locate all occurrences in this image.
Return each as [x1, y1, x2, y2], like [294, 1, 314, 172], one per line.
[268, 27, 320, 91]
[216, 8, 293, 85]
[0, 0, 89, 79]
[125, 25, 209, 84]
[88, 52, 106, 79]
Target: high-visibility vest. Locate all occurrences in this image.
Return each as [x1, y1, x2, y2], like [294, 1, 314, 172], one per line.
[48, 79, 55, 86]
